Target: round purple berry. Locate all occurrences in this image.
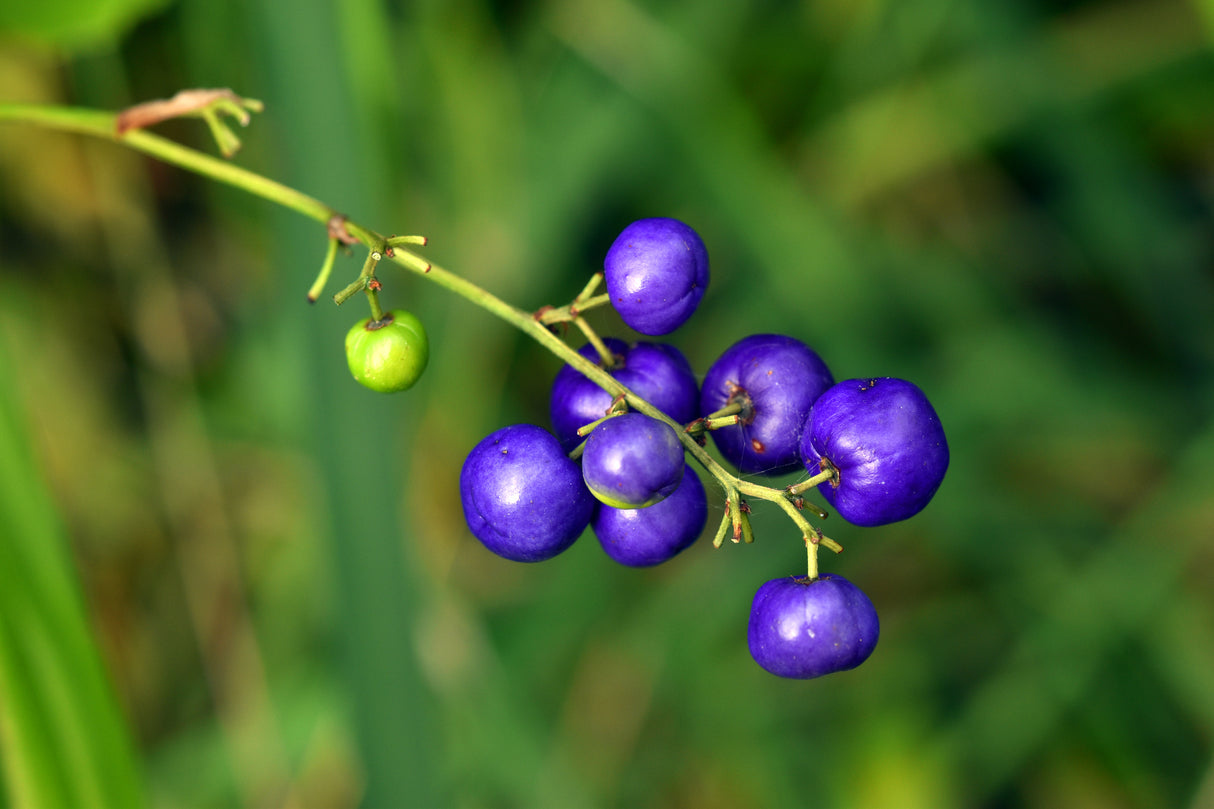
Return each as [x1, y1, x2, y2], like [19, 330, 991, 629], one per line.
[700, 334, 834, 476]
[799, 377, 949, 527]
[460, 424, 595, 562]
[592, 464, 707, 567]
[747, 574, 879, 679]
[604, 217, 709, 336]
[582, 413, 685, 508]
[550, 338, 699, 452]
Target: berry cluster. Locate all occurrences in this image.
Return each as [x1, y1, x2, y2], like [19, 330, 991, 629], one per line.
[457, 217, 949, 680]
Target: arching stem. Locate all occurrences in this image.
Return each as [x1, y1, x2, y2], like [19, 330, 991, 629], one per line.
[0, 100, 844, 564]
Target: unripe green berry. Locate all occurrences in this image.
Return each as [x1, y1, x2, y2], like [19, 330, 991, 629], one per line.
[345, 309, 429, 392]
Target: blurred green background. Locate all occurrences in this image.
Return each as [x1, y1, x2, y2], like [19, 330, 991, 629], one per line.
[3, 0, 1214, 807]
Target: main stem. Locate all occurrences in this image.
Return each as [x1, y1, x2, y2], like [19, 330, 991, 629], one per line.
[0, 102, 830, 539]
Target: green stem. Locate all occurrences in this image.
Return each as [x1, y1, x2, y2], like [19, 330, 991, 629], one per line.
[307, 237, 340, 303]
[573, 317, 616, 368]
[805, 533, 820, 581]
[573, 293, 610, 313]
[0, 101, 838, 553]
[572, 272, 603, 306]
[0, 105, 335, 224]
[386, 234, 427, 249]
[366, 288, 385, 322]
[711, 504, 732, 549]
[334, 277, 367, 306]
[535, 275, 609, 325]
[701, 401, 745, 422]
[575, 414, 615, 438]
[786, 466, 836, 497]
[724, 491, 742, 544]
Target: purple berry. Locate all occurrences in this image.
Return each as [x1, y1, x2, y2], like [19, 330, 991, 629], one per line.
[604, 217, 709, 336]
[550, 338, 699, 452]
[699, 334, 834, 476]
[747, 574, 879, 679]
[582, 413, 685, 508]
[592, 464, 708, 567]
[460, 424, 595, 562]
[799, 377, 949, 527]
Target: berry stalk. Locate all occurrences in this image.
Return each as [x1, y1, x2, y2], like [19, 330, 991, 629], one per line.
[0, 100, 838, 550]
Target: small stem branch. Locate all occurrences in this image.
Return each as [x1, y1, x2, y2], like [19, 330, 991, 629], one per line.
[711, 505, 732, 549]
[573, 272, 603, 306]
[726, 490, 742, 544]
[701, 401, 745, 422]
[739, 505, 755, 544]
[786, 466, 837, 497]
[573, 317, 616, 368]
[307, 237, 340, 303]
[805, 533, 820, 581]
[575, 293, 610, 312]
[334, 277, 366, 306]
[386, 234, 427, 248]
[536, 275, 610, 325]
[725, 490, 755, 544]
[536, 293, 611, 324]
[575, 414, 615, 437]
[334, 250, 382, 306]
[366, 287, 385, 322]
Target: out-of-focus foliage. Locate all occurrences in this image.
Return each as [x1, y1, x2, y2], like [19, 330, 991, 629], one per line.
[0, 0, 169, 51]
[3, 0, 1214, 807]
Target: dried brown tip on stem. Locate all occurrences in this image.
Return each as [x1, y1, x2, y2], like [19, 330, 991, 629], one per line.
[326, 215, 358, 245]
[116, 88, 259, 134]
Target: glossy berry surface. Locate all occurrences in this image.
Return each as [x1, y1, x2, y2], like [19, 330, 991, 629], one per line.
[700, 334, 834, 475]
[747, 574, 879, 679]
[592, 464, 707, 567]
[460, 424, 594, 562]
[345, 309, 429, 393]
[582, 413, 685, 508]
[603, 217, 709, 336]
[800, 377, 949, 527]
[550, 338, 699, 451]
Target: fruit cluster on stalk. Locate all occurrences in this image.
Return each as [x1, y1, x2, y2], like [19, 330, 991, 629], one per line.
[452, 217, 950, 680]
[0, 96, 949, 681]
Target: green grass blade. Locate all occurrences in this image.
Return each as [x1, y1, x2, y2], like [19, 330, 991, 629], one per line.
[0, 343, 144, 809]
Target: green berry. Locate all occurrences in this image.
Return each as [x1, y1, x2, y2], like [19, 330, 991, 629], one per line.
[345, 309, 429, 392]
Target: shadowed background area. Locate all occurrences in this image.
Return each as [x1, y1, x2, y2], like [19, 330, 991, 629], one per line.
[2, 0, 1214, 807]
